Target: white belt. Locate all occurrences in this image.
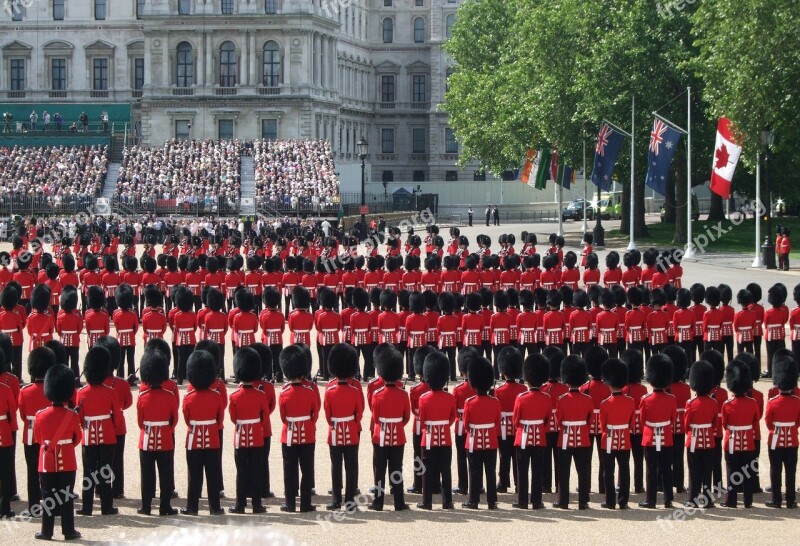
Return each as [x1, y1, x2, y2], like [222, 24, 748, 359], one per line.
[118, 329, 133, 333]
[236, 418, 261, 425]
[286, 415, 311, 447]
[330, 415, 356, 446]
[500, 411, 514, 441]
[606, 424, 629, 453]
[379, 417, 404, 447]
[187, 419, 217, 450]
[520, 419, 544, 447]
[234, 417, 262, 448]
[62, 330, 77, 335]
[1, 329, 16, 334]
[771, 422, 796, 450]
[561, 420, 586, 450]
[84, 414, 111, 422]
[689, 423, 712, 453]
[727, 424, 753, 454]
[468, 423, 495, 453]
[646, 420, 670, 451]
[424, 420, 451, 449]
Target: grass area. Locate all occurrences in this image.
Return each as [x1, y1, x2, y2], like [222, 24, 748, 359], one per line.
[609, 216, 800, 258]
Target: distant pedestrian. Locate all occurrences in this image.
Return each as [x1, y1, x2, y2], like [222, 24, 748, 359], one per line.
[485, 205, 491, 227]
[493, 206, 500, 226]
[468, 207, 473, 227]
[29, 110, 37, 131]
[55, 112, 63, 131]
[43, 111, 50, 132]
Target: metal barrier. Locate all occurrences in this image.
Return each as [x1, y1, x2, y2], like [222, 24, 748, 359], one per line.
[0, 194, 100, 216]
[111, 195, 240, 217]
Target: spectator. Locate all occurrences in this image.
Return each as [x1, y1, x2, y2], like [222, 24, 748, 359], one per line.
[55, 112, 62, 132]
[43, 111, 50, 132]
[29, 110, 37, 131]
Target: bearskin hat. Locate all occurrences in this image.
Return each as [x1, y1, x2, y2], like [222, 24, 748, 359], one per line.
[28, 346, 56, 380]
[140, 350, 169, 388]
[676, 288, 691, 308]
[278, 345, 307, 380]
[662, 345, 688, 383]
[115, 284, 134, 310]
[690, 283, 706, 305]
[375, 346, 404, 383]
[689, 360, 715, 396]
[45, 263, 59, 281]
[700, 349, 725, 386]
[233, 346, 262, 383]
[328, 343, 359, 380]
[0, 284, 18, 311]
[733, 352, 760, 386]
[457, 346, 480, 376]
[497, 346, 523, 380]
[746, 283, 762, 303]
[546, 289, 562, 309]
[601, 358, 628, 390]
[468, 356, 494, 393]
[44, 364, 75, 404]
[725, 360, 753, 397]
[523, 353, 549, 387]
[413, 346, 436, 377]
[563, 252, 577, 269]
[174, 286, 193, 312]
[423, 351, 450, 391]
[650, 288, 667, 308]
[84, 346, 111, 385]
[85, 285, 104, 311]
[235, 289, 255, 313]
[704, 285, 721, 308]
[585, 345, 609, 380]
[60, 287, 78, 313]
[30, 284, 51, 313]
[561, 354, 588, 387]
[626, 286, 643, 307]
[291, 286, 311, 310]
[773, 355, 799, 392]
[646, 354, 674, 390]
[768, 284, 787, 307]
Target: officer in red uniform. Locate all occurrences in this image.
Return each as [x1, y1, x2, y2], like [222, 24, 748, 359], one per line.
[581, 345, 612, 495]
[228, 347, 270, 514]
[181, 350, 225, 516]
[599, 357, 636, 509]
[408, 346, 434, 494]
[494, 347, 525, 493]
[0, 285, 25, 380]
[84, 286, 109, 350]
[288, 287, 314, 347]
[0, 356, 16, 518]
[202, 289, 228, 377]
[34, 364, 82, 540]
[542, 290, 566, 354]
[248, 343, 276, 500]
[136, 350, 178, 516]
[639, 354, 678, 508]
[173, 288, 197, 385]
[315, 289, 342, 380]
[663, 345, 691, 495]
[56, 288, 83, 377]
[436, 292, 460, 380]
[452, 347, 479, 494]
[75, 346, 123, 515]
[684, 360, 718, 507]
[259, 288, 285, 383]
[278, 345, 320, 512]
[369, 346, 410, 511]
[349, 288, 374, 379]
[113, 285, 139, 379]
[323, 344, 364, 509]
[141, 286, 167, 344]
[765, 356, 800, 508]
[232, 289, 259, 352]
[27, 284, 54, 351]
[417, 351, 456, 510]
[764, 285, 789, 378]
[720, 361, 759, 508]
[512, 353, 551, 509]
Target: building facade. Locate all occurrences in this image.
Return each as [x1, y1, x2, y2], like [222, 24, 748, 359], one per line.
[1, 0, 488, 183]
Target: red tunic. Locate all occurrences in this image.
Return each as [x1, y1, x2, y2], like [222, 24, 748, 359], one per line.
[463, 394, 501, 451]
[0, 308, 24, 346]
[323, 380, 364, 446]
[721, 395, 759, 453]
[765, 392, 800, 449]
[556, 389, 594, 448]
[288, 309, 314, 345]
[26, 310, 54, 351]
[103, 375, 133, 435]
[12, 270, 35, 299]
[735, 308, 756, 343]
[182, 388, 225, 450]
[418, 390, 456, 449]
[542, 310, 566, 345]
[703, 307, 724, 342]
[232, 311, 259, 347]
[405, 312, 428, 349]
[228, 384, 271, 448]
[625, 307, 647, 344]
[763, 306, 789, 341]
[173, 310, 197, 346]
[640, 390, 677, 449]
[580, 379, 612, 436]
[646, 309, 670, 345]
[84, 309, 110, 348]
[259, 308, 285, 345]
[370, 383, 410, 446]
[495, 380, 527, 441]
[599, 392, 636, 451]
[35, 404, 82, 472]
[0, 383, 16, 445]
[595, 309, 619, 346]
[673, 308, 695, 343]
[512, 388, 551, 448]
[142, 307, 168, 342]
[56, 309, 83, 347]
[279, 382, 320, 445]
[113, 308, 139, 347]
[568, 308, 591, 344]
[75, 384, 124, 445]
[315, 309, 342, 346]
[410, 382, 432, 436]
[670, 381, 692, 435]
[19, 381, 48, 445]
[684, 395, 717, 451]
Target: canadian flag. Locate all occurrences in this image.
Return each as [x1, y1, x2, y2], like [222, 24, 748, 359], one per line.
[710, 117, 742, 199]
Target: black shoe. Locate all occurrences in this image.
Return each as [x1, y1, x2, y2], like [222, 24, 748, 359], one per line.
[488, 503, 499, 510]
[102, 507, 119, 515]
[600, 503, 615, 509]
[75, 508, 92, 516]
[753, 487, 763, 494]
[442, 502, 455, 510]
[160, 508, 178, 516]
[684, 501, 697, 508]
[512, 503, 528, 509]
[578, 504, 589, 510]
[34, 532, 52, 541]
[262, 491, 275, 499]
[367, 503, 382, 511]
[719, 502, 736, 508]
[675, 487, 687, 493]
[171, 490, 179, 498]
[179, 508, 198, 516]
[0, 510, 15, 519]
[452, 488, 467, 495]
[280, 504, 296, 512]
[638, 502, 656, 509]
[406, 487, 421, 494]
[787, 502, 798, 509]
[228, 506, 246, 514]
[552, 503, 569, 509]
[761, 371, 771, 378]
[395, 504, 410, 511]
[764, 486, 773, 493]
[461, 502, 479, 509]
[326, 502, 342, 511]
[634, 488, 644, 494]
[531, 503, 545, 509]
[219, 491, 226, 499]
[664, 502, 673, 509]
[765, 500, 781, 508]
[299, 505, 316, 513]
[618, 504, 629, 510]
[416, 502, 432, 510]
[114, 494, 125, 500]
[497, 486, 508, 494]
[253, 506, 267, 514]
[11, 494, 19, 501]
[64, 531, 82, 541]
[136, 507, 151, 515]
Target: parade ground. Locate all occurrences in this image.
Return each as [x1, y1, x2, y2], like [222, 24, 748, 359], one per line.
[3, 217, 798, 546]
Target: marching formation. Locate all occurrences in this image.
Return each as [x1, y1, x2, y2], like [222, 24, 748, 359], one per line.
[0, 218, 798, 541]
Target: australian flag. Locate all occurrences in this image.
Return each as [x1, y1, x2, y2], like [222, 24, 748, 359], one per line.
[590, 123, 625, 191]
[645, 118, 681, 196]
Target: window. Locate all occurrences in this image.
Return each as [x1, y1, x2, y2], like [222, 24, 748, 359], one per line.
[218, 119, 234, 140]
[178, 0, 191, 15]
[382, 19, 393, 43]
[381, 128, 394, 154]
[412, 128, 426, 154]
[415, 0, 423, 5]
[134, 58, 144, 90]
[262, 41, 280, 86]
[413, 18, 425, 43]
[221, 0, 234, 14]
[219, 41, 237, 87]
[175, 120, 190, 140]
[383, 0, 392, 5]
[473, 170, 486, 181]
[446, 170, 459, 181]
[265, 0, 277, 13]
[10, 60, 25, 91]
[136, 0, 145, 18]
[53, 0, 65, 20]
[412, 75, 426, 102]
[94, 0, 107, 20]
[176, 42, 193, 87]
[51, 58, 66, 90]
[413, 170, 425, 182]
[381, 75, 395, 103]
[445, 128, 458, 153]
[261, 119, 278, 140]
[11, 4, 23, 20]
[382, 171, 394, 183]
[446, 14, 455, 39]
[93, 58, 108, 90]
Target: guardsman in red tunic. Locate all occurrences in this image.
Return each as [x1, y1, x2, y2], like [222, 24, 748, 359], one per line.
[620, 349, 648, 495]
[0, 286, 24, 381]
[350, 288, 375, 379]
[595, 290, 619, 358]
[202, 289, 228, 377]
[520, 256, 540, 293]
[136, 350, 178, 516]
[436, 293, 460, 380]
[765, 356, 800, 508]
[0, 367, 16, 518]
[173, 288, 197, 385]
[734, 289, 757, 354]
[44, 264, 63, 316]
[663, 346, 691, 494]
[323, 344, 364, 509]
[764, 285, 789, 378]
[580, 346, 612, 495]
[405, 292, 428, 382]
[113, 285, 139, 379]
[495, 347, 526, 494]
[540, 348, 567, 494]
[56, 289, 83, 377]
[227, 347, 269, 514]
[780, 227, 791, 271]
[181, 350, 225, 515]
[568, 290, 591, 357]
[288, 287, 314, 348]
[542, 290, 566, 354]
[417, 351, 457, 510]
[516, 290, 539, 358]
[121, 256, 142, 317]
[598, 358, 636, 509]
[646, 289, 670, 354]
[719, 285, 736, 361]
[101, 255, 121, 315]
[461, 357, 501, 510]
[34, 365, 82, 540]
[512, 353, 551, 509]
[638, 354, 678, 509]
[690, 284, 707, 361]
[555, 355, 594, 509]
[141, 286, 167, 344]
[491, 292, 514, 378]
[232, 289, 259, 352]
[244, 257, 264, 314]
[27, 285, 54, 351]
[84, 286, 109, 350]
[408, 346, 433, 494]
[684, 361, 718, 507]
[315, 289, 342, 380]
[452, 347, 479, 494]
[75, 347, 123, 516]
[0, 251, 12, 291]
[248, 343, 277, 500]
[260, 288, 285, 383]
[673, 288, 696, 359]
[703, 286, 725, 355]
[12, 252, 35, 311]
[720, 361, 759, 508]
[278, 345, 320, 513]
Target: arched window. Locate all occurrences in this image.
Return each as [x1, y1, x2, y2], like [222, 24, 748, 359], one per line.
[414, 18, 425, 43]
[263, 41, 280, 86]
[382, 18, 393, 44]
[219, 41, 237, 86]
[446, 14, 455, 39]
[176, 42, 193, 87]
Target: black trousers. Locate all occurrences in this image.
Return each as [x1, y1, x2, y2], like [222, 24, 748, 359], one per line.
[443, 347, 457, 381]
[516, 446, 545, 507]
[769, 447, 798, 506]
[572, 342, 588, 357]
[40, 471, 76, 538]
[520, 343, 538, 358]
[492, 344, 509, 378]
[320, 344, 333, 380]
[11, 345, 22, 381]
[644, 446, 673, 505]
[423, 446, 453, 507]
[372, 444, 405, 509]
[591, 435, 605, 494]
[329, 444, 358, 504]
[766, 339, 786, 376]
[753, 335, 763, 364]
[557, 446, 590, 506]
[724, 450, 755, 507]
[186, 448, 222, 513]
[603, 449, 630, 507]
[411, 433, 423, 490]
[270, 345, 283, 381]
[497, 437, 517, 489]
[677, 341, 694, 365]
[81, 444, 114, 513]
[630, 433, 644, 492]
[112, 434, 125, 497]
[118, 346, 135, 377]
[454, 433, 469, 492]
[66, 346, 80, 377]
[738, 342, 754, 355]
[24, 443, 41, 510]
[722, 335, 734, 362]
[672, 433, 686, 490]
[468, 449, 497, 505]
[705, 340, 724, 354]
[260, 438, 272, 497]
[176, 345, 194, 383]
[687, 448, 714, 506]
[406, 347, 418, 380]
[282, 442, 315, 510]
[0, 446, 12, 515]
[359, 344, 376, 380]
[713, 441, 723, 488]
[217, 430, 225, 494]
[234, 447, 265, 509]
[544, 431, 559, 492]
[140, 450, 175, 513]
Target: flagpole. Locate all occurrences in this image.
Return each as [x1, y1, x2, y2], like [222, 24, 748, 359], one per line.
[582, 139, 588, 233]
[752, 154, 763, 267]
[685, 87, 695, 259]
[628, 95, 636, 251]
[558, 182, 564, 236]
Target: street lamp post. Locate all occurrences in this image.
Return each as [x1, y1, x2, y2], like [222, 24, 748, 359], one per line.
[760, 129, 775, 270]
[357, 137, 368, 210]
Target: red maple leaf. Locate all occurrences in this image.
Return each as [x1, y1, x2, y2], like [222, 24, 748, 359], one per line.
[714, 144, 730, 170]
